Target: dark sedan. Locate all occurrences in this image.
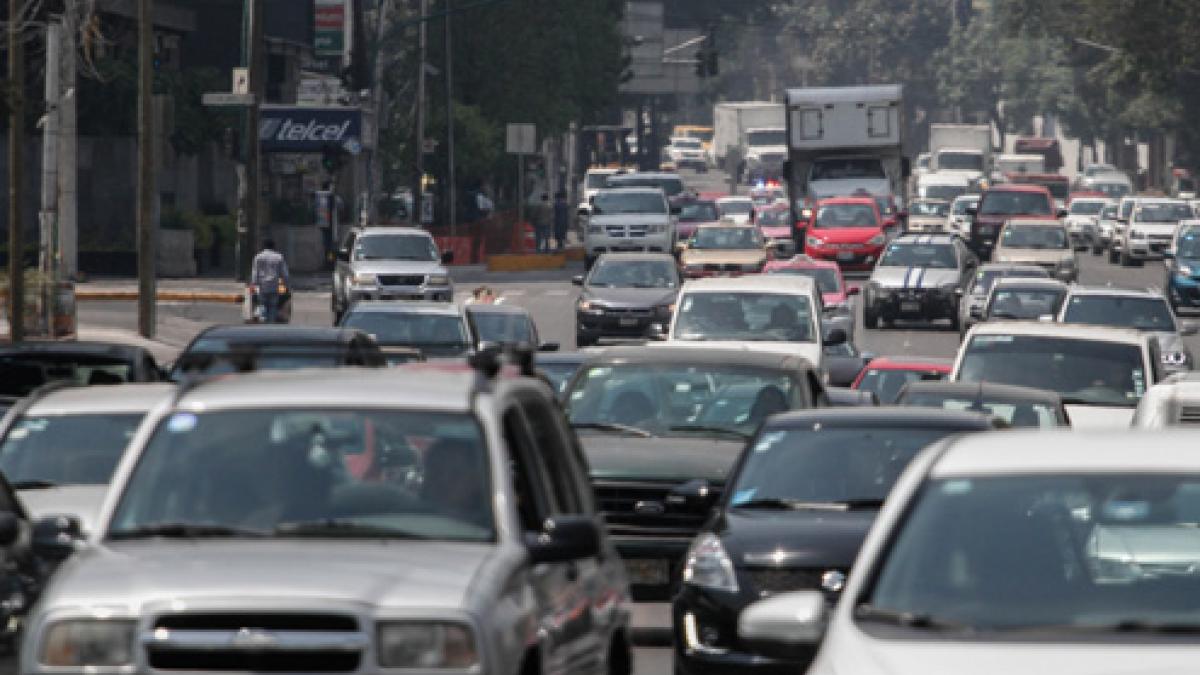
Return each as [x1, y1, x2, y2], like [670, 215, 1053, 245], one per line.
[465, 303, 559, 352]
[0, 341, 163, 401]
[169, 325, 386, 379]
[574, 252, 679, 346]
[672, 408, 1003, 675]
[896, 380, 1070, 427]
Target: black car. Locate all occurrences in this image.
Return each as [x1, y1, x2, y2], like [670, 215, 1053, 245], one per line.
[573, 253, 680, 346]
[465, 303, 559, 351]
[0, 342, 163, 402]
[896, 380, 1070, 428]
[562, 346, 831, 615]
[672, 408, 1003, 675]
[170, 325, 386, 379]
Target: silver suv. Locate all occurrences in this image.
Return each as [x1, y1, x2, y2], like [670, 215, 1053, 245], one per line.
[584, 188, 676, 268]
[21, 362, 632, 675]
[332, 227, 455, 322]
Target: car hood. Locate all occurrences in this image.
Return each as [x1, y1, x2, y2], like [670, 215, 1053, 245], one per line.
[809, 178, 891, 198]
[18, 485, 108, 536]
[817, 629, 1200, 675]
[809, 227, 884, 244]
[870, 266, 962, 289]
[590, 213, 671, 225]
[681, 249, 766, 266]
[581, 434, 744, 484]
[993, 249, 1072, 265]
[584, 286, 677, 308]
[350, 259, 446, 276]
[47, 539, 500, 611]
[720, 507, 876, 569]
[1064, 404, 1135, 429]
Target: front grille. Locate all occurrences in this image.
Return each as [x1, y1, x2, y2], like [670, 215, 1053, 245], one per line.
[147, 613, 365, 673]
[595, 479, 720, 538]
[704, 263, 742, 272]
[743, 567, 847, 596]
[378, 274, 425, 286]
[605, 225, 628, 237]
[1179, 406, 1200, 425]
[603, 308, 653, 318]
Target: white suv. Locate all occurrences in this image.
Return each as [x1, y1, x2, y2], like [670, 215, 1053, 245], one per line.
[584, 187, 675, 268]
[1116, 198, 1194, 266]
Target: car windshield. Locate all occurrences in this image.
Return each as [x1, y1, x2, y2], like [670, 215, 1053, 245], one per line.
[673, 292, 814, 343]
[565, 364, 799, 437]
[979, 191, 1053, 216]
[863, 473, 1200, 632]
[585, 173, 612, 189]
[1070, 201, 1105, 215]
[691, 227, 763, 250]
[1135, 203, 1193, 223]
[469, 311, 535, 345]
[0, 414, 143, 486]
[1062, 296, 1177, 332]
[0, 355, 135, 397]
[939, 152, 984, 171]
[1120, 200, 1136, 219]
[767, 267, 840, 294]
[1177, 231, 1200, 258]
[815, 203, 878, 228]
[910, 201, 949, 217]
[951, 197, 979, 215]
[354, 234, 437, 261]
[588, 258, 678, 288]
[592, 191, 666, 215]
[718, 200, 754, 216]
[986, 287, 1066, 320]
[107, 409, 494, 541]
[1001, 224, 1068, 249]
[729, 426, 956, 507]
[606, 176, 684, 197]
[857, 368, 948, 404]
[341, 312, 469, 353]
[899, 392, 1061, 428]
[172, 342, 345, 377]
[1101, 205, 1119, 219]
[686, 129, 713, 142]
[811, 158, 886, 180]
[747, 130, 786, 146]
[679, 201, 719, 222]
[958, 335, 1148, 406]
[756, 209, 789, 226]
[969, 268, 1049, 295]
[925, 185, 967, 202]
[879, 243, 958, 269]
[1094, 182, 1131, 198]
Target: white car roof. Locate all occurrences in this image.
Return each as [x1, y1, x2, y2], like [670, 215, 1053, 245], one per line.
[951, 194, 980, 203]
[965, 320, 1149, 345]
[931, 430, 1200, 477]
[920, 174, 971, 187]
[680, 274, 816, 294]
[356, 227, 434, 238]
[27, 383, 176, 416]
[1063, 285, 1162, 300]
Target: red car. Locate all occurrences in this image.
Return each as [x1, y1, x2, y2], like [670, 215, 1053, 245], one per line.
[851, 356, 953, 404]
[675, 198, 721, 241]
[764, 255, 858, 311]
[802, 196, 889, 270]
[873, 194, 903, 231]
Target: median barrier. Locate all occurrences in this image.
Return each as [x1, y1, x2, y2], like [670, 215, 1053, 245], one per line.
[486, 253, 567, 272]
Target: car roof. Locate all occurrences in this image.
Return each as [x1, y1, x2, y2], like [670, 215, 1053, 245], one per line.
[966, 320, 1148, 345]
[920, 174, 970, 186]
[764, 256, 840, 271]
[931, 430, 1200, 477]
[900, 380, 1062, 404]
[584, 344, 814, 371]
[353, 227, 433, 237]
[175, 367, 479, 413]
[680, 274, 816, 293]
[196, 325, 366, 346]
[1063, 285, 1162, 300]
[891, 233, 959, 245]
[345, 301, 463, 316]
[951, 194, 980, 201]
[26, 383, 175, 416]
[596, 186, 666, 195]
[717, 196, 752, 203]
[608, 172, 681, 180]
[766, 407, 999, 430]
[464, 303, 531, 317]
[991, 277, 1068, 290]
[977, 262, 1048, 273]
[1003, 218, 1064, 227]
[864, 356, 953, 371]
[818, 196, 876, 205]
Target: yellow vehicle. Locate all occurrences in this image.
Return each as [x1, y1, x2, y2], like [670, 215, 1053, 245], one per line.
[672, 125, 715, 154]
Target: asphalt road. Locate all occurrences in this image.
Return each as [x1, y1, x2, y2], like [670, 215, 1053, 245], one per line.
[69, 167, 1200, 675]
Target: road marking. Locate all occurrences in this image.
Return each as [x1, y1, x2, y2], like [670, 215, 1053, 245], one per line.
[504, 290, 526, 296]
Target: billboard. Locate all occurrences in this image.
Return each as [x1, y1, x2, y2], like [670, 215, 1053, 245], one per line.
[314, 0, 346, 57]
[260, 106, 362, 153]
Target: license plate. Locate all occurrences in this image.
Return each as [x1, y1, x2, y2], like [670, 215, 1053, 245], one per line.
[625, 559, 669, 586]
[836, 251, 856, 261]
[618, 317, 639, 327]
[901, 301, 921, 313]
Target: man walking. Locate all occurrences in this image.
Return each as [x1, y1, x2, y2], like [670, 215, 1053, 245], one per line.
[533, 193, 552, 253]
[553, 191, 570, 251]
[252, 238, 290, 323]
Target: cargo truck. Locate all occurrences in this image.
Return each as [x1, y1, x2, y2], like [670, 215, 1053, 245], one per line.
[928, 123, 993, 185]
[711, 102, 785, 171]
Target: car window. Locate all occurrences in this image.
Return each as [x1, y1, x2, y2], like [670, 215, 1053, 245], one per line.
[342, 311, 470, 353]
[1135, 203, 1193, 222]
[679, 201, 719, 222]
[1177, 230, 1200, 258]
[520, 395, 587, 515]
[879, 243, 958, 269]
[354, 234, 438, 262]
[588, 259, 678, 288]
[857, 368, 947, 404]
[691, 227, 763, 249]
[592, 191, 667, 215]
[1062, 296, 1177, 332]
[986, 288, 1066, 320]
[979, 191, 1053, 216]
[756, 209, 790, 226]
[718, 201, 754, 216]
[674, 292, 814, 343]
[901, 393, 1062, 428]
[1001, 225, 1068, 249]
[0, 414, 144, 486]
[814, 203, 878, 228]
[470, 311, 537, 345]
[1069, 201, 1105, 215]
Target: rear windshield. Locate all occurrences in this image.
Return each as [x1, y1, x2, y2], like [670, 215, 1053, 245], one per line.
[979, 191, 1053, 216]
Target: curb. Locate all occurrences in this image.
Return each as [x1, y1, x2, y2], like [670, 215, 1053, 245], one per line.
[563, 247, 585, 262]
[75, 290, 244, 303]
[486, 253, 567, 272]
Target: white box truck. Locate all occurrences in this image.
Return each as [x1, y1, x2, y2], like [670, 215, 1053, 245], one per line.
[783, 84, 907, 206]
[928, 123, 993, 185]
[711, 102, 785, 169]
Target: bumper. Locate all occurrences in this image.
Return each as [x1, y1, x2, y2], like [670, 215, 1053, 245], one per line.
[672, 586, 815, 675]
[805, 245, 882, 270]
[348, 286, 453, 303]
[577, 310, 667, 339]
[1126, 239, 1172, 258]
[586, 238, 672, 257]
[871, 289, 958, 320]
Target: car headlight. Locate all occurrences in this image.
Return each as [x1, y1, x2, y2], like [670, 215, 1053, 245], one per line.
[806, 236, 823, 248]
[40, 620, 137, 668]
[578, 299, 604, 314]
[352, 272, 378, 285]
[1178, 265, 1195, 277]
[427, 273, 450, 286]
[682, 532, 738, 593]
[377, 622, 478, 669]
[867, 233, 886, 246]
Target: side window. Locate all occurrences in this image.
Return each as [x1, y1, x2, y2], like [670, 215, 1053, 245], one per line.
[519, 395, 586, 514]
[502, 408, 554, 531]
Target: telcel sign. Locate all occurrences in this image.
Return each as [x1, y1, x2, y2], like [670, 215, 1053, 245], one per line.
[260, 106, 362, 153]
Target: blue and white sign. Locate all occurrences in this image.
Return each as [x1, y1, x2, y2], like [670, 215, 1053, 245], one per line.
[259, 106, 362, 153]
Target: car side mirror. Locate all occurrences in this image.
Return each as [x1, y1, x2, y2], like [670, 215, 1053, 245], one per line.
[822, 327, 847, 347]
[441, 250, 455, 264]
[954, 287, 964, 297]
[539, 342, 560, 352]
[846, 286, 860, 296]
[1181, 321, 1199, 336]
[739, 590, 829, 659]
[32, 514, 83, 560]
[0, 512, 21, 547]
[667, 479, 718, 510]
[526, 515, 600, 564]
[571, 275, 585, 286]
[336, 249, 351, 262]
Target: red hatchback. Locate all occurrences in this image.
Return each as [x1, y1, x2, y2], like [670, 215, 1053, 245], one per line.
[851, 356, 952, 404]
[802, 197, 889, 270]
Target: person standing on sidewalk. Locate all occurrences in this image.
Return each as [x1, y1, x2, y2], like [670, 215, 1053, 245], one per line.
[553, 191, 570, 252]
[533, 193, 552, 253]
[251, 238, 290, 323]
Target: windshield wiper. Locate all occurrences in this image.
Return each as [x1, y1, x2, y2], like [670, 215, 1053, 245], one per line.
[11, 479, 58, 490]
[668, 424, 751, 439]
[854, 604, 969, 631]
[274, 519, 425, 538]
[108, 523, 267, 540]
[570, 421, 654, 437]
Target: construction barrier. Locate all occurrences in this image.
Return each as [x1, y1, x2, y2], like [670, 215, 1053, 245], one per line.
[487, 253, 567, 272]
[433, 235, 478, 265]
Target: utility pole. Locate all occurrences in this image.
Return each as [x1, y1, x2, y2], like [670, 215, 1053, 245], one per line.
[8, 0, 24, 342]
[444, 0, 456, 236]
[368, 0, 392, 224]
[39, 21, 60, 335]
[238, 0, 264, 280]
[413, 0, 427, 227]
[137, 0, 156, 338]
[58, 12, 77, 280]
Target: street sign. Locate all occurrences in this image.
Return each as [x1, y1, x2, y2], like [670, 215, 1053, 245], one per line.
[232, 68, 249, 95]
[202, 92, 256, 107]
[314, 0, 347, 57]
[506, 123, 537, 155]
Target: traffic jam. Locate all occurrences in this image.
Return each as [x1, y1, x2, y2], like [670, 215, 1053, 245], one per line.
[4, 81, 1200, 675]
